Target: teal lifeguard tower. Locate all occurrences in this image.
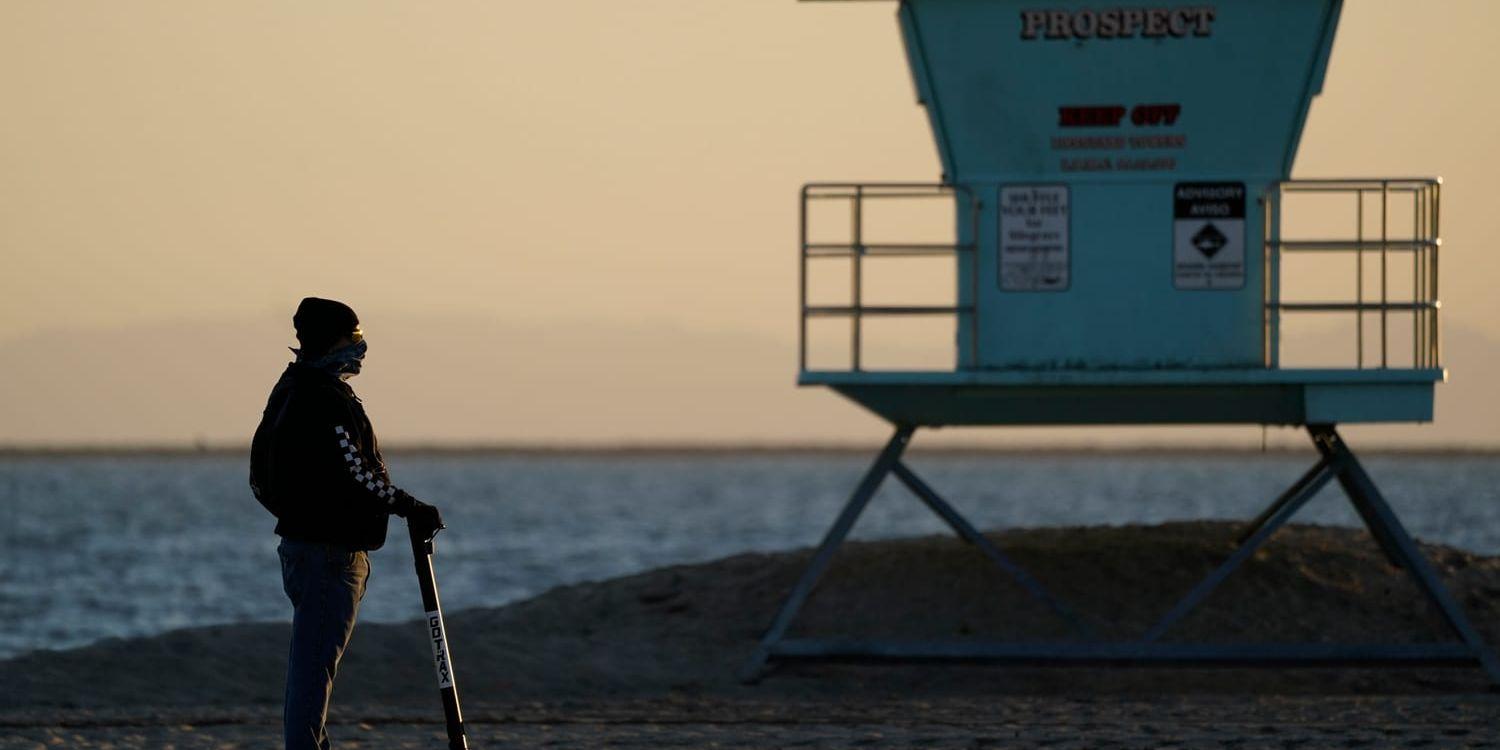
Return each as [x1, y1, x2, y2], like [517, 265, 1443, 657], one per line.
[744, 0, 1499, 684]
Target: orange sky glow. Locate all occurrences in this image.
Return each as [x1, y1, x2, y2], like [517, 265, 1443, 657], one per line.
[2, 1, 1497, 448]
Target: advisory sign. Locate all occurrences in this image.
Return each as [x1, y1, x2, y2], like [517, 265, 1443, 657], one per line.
[1000, 185, 1070, 291]
[1173, 182, 1245, 290]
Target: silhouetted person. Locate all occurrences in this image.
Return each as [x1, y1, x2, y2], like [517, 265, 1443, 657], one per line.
[250, 297, 443, 750]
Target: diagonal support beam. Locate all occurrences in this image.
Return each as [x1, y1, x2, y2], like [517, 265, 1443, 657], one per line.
[738, 426, 914, 682]
[1309, 425, 1500, 685]
[743, 423, 1499, 687]
[1143, 457, 1341, 643]
[1236, 456, 1331, 545]
[893, 460, 1093, 638]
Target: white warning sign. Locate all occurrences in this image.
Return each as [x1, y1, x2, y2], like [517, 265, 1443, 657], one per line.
[1173, 182, 1245, 290]
[1000, 185, 1070, 291]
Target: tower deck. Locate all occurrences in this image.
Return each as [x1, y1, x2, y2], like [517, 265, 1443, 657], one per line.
[802, 367, 1443, 426]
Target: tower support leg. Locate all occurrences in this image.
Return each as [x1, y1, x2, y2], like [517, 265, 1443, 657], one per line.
[1308, 425, 1500, 685]
[738, 426, 913, 682]
[1311, 425, 1407, 569]
[743, 423, 1500, 687]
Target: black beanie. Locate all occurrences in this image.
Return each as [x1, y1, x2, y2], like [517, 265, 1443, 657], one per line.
[293, 297, 359, 355]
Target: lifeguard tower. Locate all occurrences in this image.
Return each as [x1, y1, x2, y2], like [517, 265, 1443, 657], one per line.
[743, 0, 1500, 684]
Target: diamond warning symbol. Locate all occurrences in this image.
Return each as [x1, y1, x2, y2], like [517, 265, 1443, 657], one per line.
[1173, 182, 1245, 290]
[1191, 223, 1228, 258]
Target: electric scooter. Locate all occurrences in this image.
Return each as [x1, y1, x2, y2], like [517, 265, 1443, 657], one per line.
[409, 519, 469, 749]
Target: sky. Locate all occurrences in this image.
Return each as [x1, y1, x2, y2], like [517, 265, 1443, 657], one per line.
[1, 1, 1498, 448]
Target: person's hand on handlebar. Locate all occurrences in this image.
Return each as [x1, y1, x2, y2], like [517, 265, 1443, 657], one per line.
[395, 490, 446, 541]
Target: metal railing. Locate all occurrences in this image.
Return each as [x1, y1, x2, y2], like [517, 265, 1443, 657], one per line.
[798, 183, 980, 371]
[1263, 179, 1442, 369]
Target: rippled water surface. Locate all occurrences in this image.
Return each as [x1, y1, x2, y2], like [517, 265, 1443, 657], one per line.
[3, 451, 1499, 659]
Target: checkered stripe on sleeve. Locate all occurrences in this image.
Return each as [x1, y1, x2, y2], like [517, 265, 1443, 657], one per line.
[336, 425, 399, 506]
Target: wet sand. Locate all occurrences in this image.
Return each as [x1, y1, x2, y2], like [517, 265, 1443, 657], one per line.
[4, 522, 1499, 748]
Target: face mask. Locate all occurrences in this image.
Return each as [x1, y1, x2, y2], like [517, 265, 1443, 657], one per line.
[312, 338, 368, 379]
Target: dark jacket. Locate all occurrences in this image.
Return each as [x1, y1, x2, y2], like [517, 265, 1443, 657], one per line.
[250, 362, 410, 550]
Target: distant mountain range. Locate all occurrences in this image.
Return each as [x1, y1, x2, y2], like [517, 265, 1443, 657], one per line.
[1, 313, 1495, 449]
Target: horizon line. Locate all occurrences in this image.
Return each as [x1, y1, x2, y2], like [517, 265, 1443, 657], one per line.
[5, 441, 1500, 458]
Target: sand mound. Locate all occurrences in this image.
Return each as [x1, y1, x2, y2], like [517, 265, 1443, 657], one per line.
[5, 522, 1498, 712]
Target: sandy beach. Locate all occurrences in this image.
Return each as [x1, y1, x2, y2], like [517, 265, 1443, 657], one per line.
[4, 522, 1499, 748]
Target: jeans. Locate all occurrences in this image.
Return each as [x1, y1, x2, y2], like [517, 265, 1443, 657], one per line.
[279, 539, 370, 750]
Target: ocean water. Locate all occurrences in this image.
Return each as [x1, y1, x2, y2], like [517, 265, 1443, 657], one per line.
[2, 451, 1499, 660]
